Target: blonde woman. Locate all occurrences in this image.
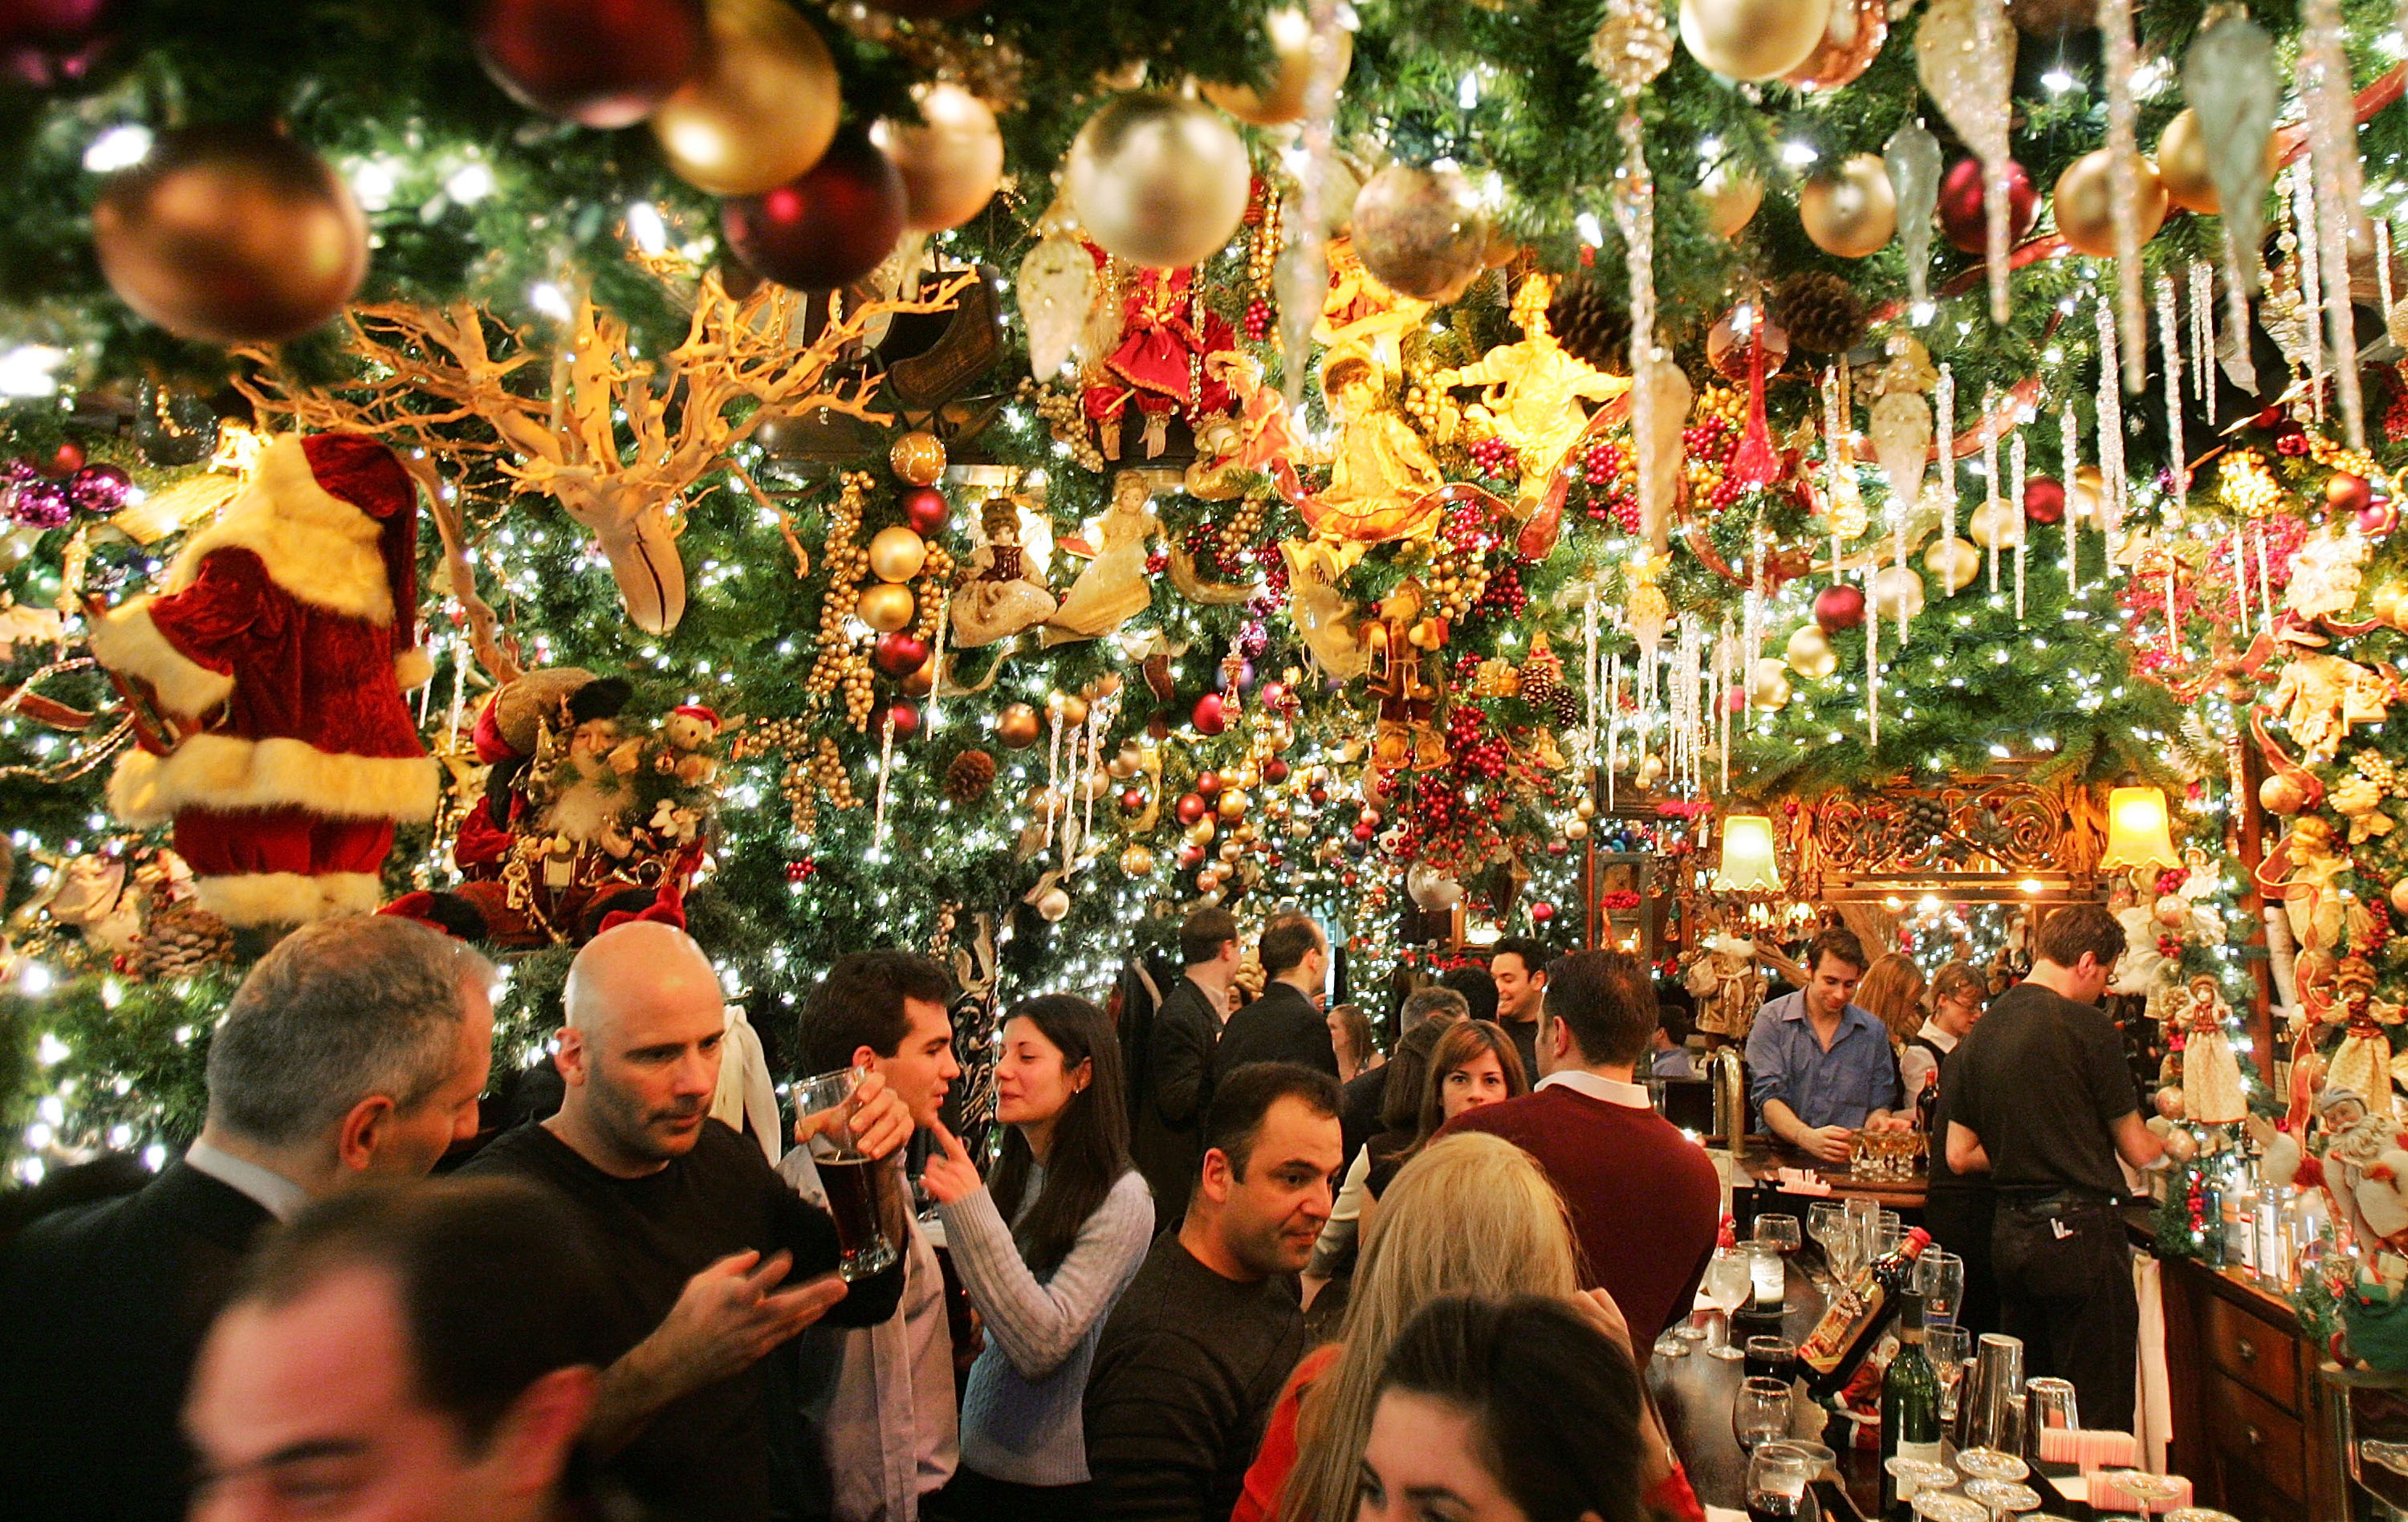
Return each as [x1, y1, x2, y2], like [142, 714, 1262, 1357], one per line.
[1235, 1133, 1698, 1522]
[1854, 952, 1927, 1052]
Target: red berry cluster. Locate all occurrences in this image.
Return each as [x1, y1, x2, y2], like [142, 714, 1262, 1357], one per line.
[1471, 560, 1527, 620]
[1446, 705, 1511, 781]
[786, 858, 818, 882]
[1683, 413, 1735, 462]
[1581, 440, 1626, 485]
[2276, 430, 2310, 458]
[1182, 519, 1251, 578]
[1467, 436, 1515, 478]
[1243, 298, 1274, 341]
[1439, 500, 1496, 554]
[1707, 476, 1747, 512]
[1451, 650, 1485, 683]
[2386, 385, 2408, 445]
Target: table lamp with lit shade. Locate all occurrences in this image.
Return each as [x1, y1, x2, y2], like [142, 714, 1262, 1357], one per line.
[2099, 783, 2178, 872]
[1712, 814, 1783, 893]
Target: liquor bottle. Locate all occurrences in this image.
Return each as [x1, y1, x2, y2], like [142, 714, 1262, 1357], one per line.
[1880, 1293, 1943, 1521]
[1914, 1071, 1938, 1140]
[2225, 1170, 2256, 1276]
[1800, 1227, 1930, 1397]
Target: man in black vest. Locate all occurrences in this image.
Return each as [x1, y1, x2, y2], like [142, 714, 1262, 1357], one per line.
[1213, 912, 1340, 1085]
[0, 915, 499, 1522]
[1132, 905, 1240, 1221]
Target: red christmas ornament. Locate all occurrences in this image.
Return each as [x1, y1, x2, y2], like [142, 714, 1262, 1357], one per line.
[2327, 471, 2373, 518]
[1178, 843, 1206, 869]
[40, 439, 83, 478]
[1308, 784, 1328, 806]
[1195, 770, 1224, 796]
[1531, 901, 1556, 925]
[471, 0, 705, 128]
[1119, 787, 1147, 814]
[1813, 581, 1866, 633]
[872, 630, 929, 677]
[1353, 821, 1377, 842]
[1938, 157, 2036, 255]
[1192, 691, 1228, 735]
[2022, 474, 2066, 524]
[2360, 498, 2398, 537]
[1175, 792, 1208, 826]
[1263, 757, 1290, 784]
[722, 128, 906, 292]
[885, 700, 920, 739]
[901, 486, 950, 535]
[2252, 405, 2288, 430]
[785, 857, 818, 882]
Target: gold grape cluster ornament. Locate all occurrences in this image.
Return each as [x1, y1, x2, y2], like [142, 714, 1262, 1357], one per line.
[806, 471, 878, 729]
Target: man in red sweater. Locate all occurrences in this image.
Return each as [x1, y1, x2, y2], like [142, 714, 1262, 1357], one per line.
[1442, 949, 1723, 1347]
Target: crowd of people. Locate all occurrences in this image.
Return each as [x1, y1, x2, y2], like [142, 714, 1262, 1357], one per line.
[0, 907, 1723, 1522]
[0, 890, 2171, 1520]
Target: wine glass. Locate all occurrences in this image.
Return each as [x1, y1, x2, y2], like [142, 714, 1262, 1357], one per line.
[1702, 1246, 1752, 1360]
[1956, 1449, 2029, 1485]
[1913, 1492, 1991, 1522]
[1758, 1212, 1804, 1255]
[1926, 1324, 1973, 1428]
[1745, 1441, 1813, 1520]
[1913, 1250, 1966, 1326]
[1963, 1479, 2041, 1521]
[2098, 1471, 2186, 1519]
[1886, 1457, 1959, 1514]
[1734, 1376, 1793, 1452]
[1808, 1200, 1848, 1285]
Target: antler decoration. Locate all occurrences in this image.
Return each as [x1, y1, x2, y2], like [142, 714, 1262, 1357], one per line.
[238, 267, 974, 637]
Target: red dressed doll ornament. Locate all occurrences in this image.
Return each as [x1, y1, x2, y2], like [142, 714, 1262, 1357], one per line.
[87, 432, 437, 926]
[1081, 250, 1239, 460]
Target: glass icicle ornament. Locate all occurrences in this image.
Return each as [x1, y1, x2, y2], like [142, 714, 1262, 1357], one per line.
[2189, 260, 2215, 409]
[2062, 400, 2081, 593]
[2011, 429, 2027, 624]
[2097, 0, 2146, 394]
[2292, 166, 2324, 425]
[2183, 14, 2275, 397]
[1595, 0, 1672, 560]
[1935, 364, 1956, 539]
[2094, 293, 2126, 540]
[1885, 120, 1944, 311]
[1277, 0, 1353, 410]
[2297, 0, 2367, 449]
[2157, 273, 2188, 499]
[1981, 388, 2002, 594]
[1917, 0, 2016, 323]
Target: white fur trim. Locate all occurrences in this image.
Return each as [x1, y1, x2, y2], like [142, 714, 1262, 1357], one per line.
[166, 435, 397, 626]
[86, 598, 235, 718]
[108, 735, 439, 828]
[195, 871, 385, 927]
[393, 648, 435, 691]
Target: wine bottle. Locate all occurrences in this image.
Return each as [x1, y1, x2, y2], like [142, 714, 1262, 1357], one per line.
[1799, 1226, 1930, 1397]
[1879, 1293, 1942, 1520]
[1914, 1071, 1938, 1140]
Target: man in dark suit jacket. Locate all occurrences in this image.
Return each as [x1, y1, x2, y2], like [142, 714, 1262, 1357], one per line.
[0, 915, 502, 1522]
[1131, 906, 1240, 1221]
[1213, 911, 1340, 1085]
[1340, 985, 1470, 1162]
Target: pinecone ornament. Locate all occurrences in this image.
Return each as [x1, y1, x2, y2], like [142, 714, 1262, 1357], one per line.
[1544, 686, 1583, 730]
[1545, 277, 1632, 374]
[1771, 272, 1869, 356]
[946, 748, 997, 804]
[129, 900, 234, 981]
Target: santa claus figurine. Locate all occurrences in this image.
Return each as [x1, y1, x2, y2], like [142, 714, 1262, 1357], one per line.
[87, 432, 437, 927]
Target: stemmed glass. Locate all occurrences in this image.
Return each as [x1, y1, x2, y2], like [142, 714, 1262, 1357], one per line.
[1955, 1450, 2029, 1487]
[1926, 1325, 1973, 1430]
[1745, 1441, 1814, 1519]
[1702, 1246, 1752, 1359]
[1886, 1456, 1958, 1514]
[1913, 1492, 1991, 1522]
[1758, 1212, 1804, 1255]
[1963, 1479, 2042, 1521]
[2098, 1471, 2186, 1519]
[1808, 1201, 1848, 1286]
[1735, 1377, 1794, 1452]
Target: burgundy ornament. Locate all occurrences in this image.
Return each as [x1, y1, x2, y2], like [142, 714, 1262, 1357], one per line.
[2022, 474, 2066, 525]
[885, 700, 920, 739]
[10, 478, 70, 528]
[1175, 792, 1208, 826]
[471, 0, 705, 128]
[1263, 757, 1290, 784]
[1191, 690, 1228, 735]
[2359, 498, 2398, 538]
[722, 128, 906, 292]
[1120, 787, 1147, 814]
[1195, 769, 1224, 796]
[872, 630, 929, 677]
[1, 0, 119, 87]
[66, 461, 128, 513]
[1938, 157, 2036, 255]
[901, 486, 950, 535]
[1813, 581, 1866, 633]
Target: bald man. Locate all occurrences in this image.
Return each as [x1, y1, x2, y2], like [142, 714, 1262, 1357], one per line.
[461, 922, 912, 1522]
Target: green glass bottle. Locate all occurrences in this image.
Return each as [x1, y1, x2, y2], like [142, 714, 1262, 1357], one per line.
[1879, 1292, 1942, 1521]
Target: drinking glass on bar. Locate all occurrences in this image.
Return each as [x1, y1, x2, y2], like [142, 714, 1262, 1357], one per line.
[1747, 1240, 1788, 1315]
[1808, 1201, 1848, 1286]
[1744, 1442, 1813, 1521]
[1926, 1324, 1973, 1429]
[2023, 1377, 2079, 1449]
[1702, 1245, 1752, 1359]
[1914, 1250, 1967, 1328]
[1745, 1333, 1800, 1385]
[794, 1067, 901, 1281]
[1734, 1377, 1794, 1453]
[1758, 1212, 1803, 1255]
[1966, 1333, 2026, 1456]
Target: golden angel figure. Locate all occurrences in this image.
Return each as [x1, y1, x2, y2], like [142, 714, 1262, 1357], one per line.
[1426, 273, 1627, 507]
[1301, 347, 1446, 545]
[1043, 471, 1156, 646]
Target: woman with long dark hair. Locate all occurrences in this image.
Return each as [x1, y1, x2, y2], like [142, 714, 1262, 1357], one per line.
[1360, 1019, 1527, 1227]
[922, 995, 1153, 1519]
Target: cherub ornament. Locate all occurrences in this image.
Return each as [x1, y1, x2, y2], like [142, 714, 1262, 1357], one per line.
[1043, 470, 1156, 646]
[1315, 235, 1431, 376]
[2266, 629, 2394, 764]
[1301, 346, 1446, 544]
[1427, 274, 1628, 509]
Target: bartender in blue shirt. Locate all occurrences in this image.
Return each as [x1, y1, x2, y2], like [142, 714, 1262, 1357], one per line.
[1744, 926, 1905, 1162]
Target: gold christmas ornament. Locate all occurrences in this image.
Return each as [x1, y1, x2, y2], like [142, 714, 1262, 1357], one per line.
[1035, 885, 1073, 922]
[1747, 657, 1792, 709]
[1799, 153, 1898, 258]
[1201, 7, 1352, 126]
[1785, 624, 1839, 678]
[1870, 564, 1927, 621]
[2067, 464, 2106, 525]
[2260, 771, 2311, 816]
[650, 0, 840, 197]
[873, 83, 1005, 233]
[867, 525, 929, 583]
[1566, 816, 1592, 839]
[1350, 164, 1491, 304]
[889, 430, 947, 485]
[2389, 874, 2408, 917]
[857, 580, 917, 632]
[1217, 787, 1251, 820]
[1678, 0, 1832, 81]
[1924, 535, 1983, 593]
[1121, 844, 1157, 876]
[1967, 495, 2024, 551]
[1064, 92, 1252, 270]
[997, 702, 1043, 748]
[2052, 149, 2168, 259]
[2154, 107, 2274, 217]
[1696, 162, 1763, 238]
[92, 124, 368, 345]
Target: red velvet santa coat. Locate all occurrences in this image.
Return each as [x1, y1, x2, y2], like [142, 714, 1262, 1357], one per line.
[88, 435, 437, 926]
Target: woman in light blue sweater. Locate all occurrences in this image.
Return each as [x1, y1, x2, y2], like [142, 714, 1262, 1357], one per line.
[922, 994, 1153, 1520]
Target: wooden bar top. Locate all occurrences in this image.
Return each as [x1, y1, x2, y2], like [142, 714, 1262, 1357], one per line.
[1736, 1137, 1930, 1211]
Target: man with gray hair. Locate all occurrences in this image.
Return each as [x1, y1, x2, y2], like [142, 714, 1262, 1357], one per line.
[0, 914, 497, 1522]
[1339, 985, 1469, 1166]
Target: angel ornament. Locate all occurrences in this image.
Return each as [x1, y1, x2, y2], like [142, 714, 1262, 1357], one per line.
[1302, 346, 1446, 544]
[2175, 974, 2249, 1125]
[1426, 274, 1626, 509]
[2286, 529, 2371, 624]
[2267, 630, 2394, 764]
[1280, 537, 1373, 679]
[1043, 472, 1155, 647]
[950, 496, 1058, 649]
[2325, 957, 2406, 1121]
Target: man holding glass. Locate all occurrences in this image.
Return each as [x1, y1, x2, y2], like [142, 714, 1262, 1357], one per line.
[1745, 927, 1905, 1164]
[462, 920, 910, 1522]
[1940, 903, 2165, 1431]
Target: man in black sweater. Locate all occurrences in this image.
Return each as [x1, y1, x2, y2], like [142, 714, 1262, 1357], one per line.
[1212, 912, 1340, 1086]
[462, 921, 910, 1522]
[1085, 1062, 1345, 1522]
[1131, 905, 1240, 1222]
[0, 916, 499, 1522]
